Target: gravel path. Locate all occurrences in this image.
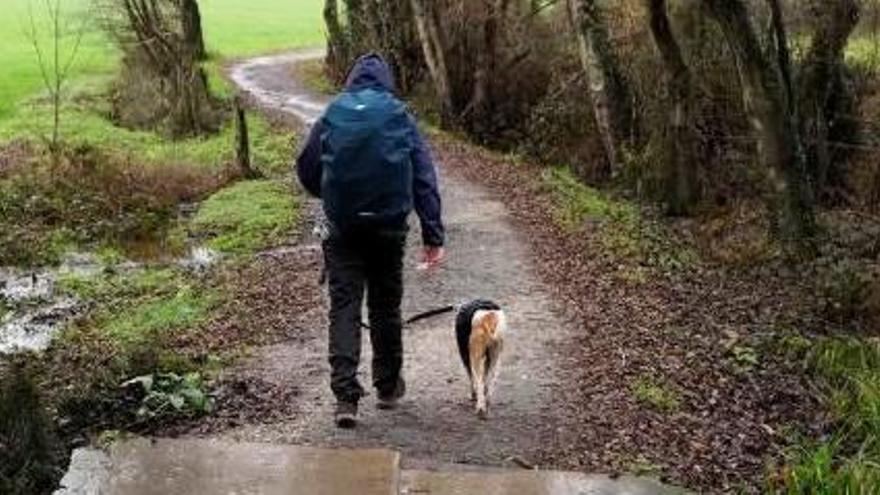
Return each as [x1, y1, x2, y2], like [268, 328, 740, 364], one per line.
[213, 51, 578, 469]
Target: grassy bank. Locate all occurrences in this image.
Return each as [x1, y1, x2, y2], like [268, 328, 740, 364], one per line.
[0, 0, 324, 122]
[1, 1, 322, 491]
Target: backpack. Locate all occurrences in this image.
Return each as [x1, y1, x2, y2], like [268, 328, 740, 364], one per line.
[320, 88, 414, 232]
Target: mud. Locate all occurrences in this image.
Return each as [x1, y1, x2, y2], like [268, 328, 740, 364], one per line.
[0, 245, 221, 354]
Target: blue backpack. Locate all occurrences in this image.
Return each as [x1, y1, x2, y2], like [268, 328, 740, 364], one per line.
[320, 88, 414, 232]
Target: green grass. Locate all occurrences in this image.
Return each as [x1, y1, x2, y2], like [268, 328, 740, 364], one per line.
[190, 179, 300, 255]
[101, 288, 216, 346]
[632, 375, 681, 413]
[200, 0, 324, 57]
[541, 166, 628, 230]
[0, 78, 295, 173]
[0, 0, 324, 122]
[58, 268, 181, 304]
[541, 166, 697, 273]
[773, 338, 880, 493]
[0, 0, 115, 121]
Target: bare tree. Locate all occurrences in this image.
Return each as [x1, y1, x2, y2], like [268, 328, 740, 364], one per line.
[468, 0, 512, 138]
[411, 0, 454, 120]
[798, 0, 861, 199]
[25, 0, 85, 163]
[96, 0, 216, 137]
[646, 0, 698, 214]
[181, 0, 206, 61]
[702, 0, 816, 251]
[324, 0, 348, 82]
[569, 0, 634, 178]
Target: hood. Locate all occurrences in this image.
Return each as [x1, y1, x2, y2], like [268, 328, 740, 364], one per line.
[344, 53, 396, 93]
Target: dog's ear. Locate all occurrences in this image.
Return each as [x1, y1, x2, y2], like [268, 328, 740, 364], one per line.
[481, 312, 499, 334]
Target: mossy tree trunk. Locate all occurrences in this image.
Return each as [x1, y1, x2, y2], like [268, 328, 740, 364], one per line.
[646, 0, 699, 215]
[411, 0, 454, 121]
[702, 0, 816, 253]
[569, 0, 635, 178]
[799, 0, 861, 201]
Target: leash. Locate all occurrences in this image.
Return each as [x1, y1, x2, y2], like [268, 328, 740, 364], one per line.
[404, 305, 457, 325]
[360, 304, 457, 330]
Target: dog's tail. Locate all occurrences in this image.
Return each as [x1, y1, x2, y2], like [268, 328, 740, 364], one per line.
[481, 311, 500, 336]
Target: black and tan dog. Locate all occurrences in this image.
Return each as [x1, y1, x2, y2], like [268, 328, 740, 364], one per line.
[455, 300, 506, 419]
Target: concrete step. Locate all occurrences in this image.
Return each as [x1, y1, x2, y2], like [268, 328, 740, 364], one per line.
[57, 439, 684, 495]
[400, 469, 684, 495]
[56, 438, 400, 495]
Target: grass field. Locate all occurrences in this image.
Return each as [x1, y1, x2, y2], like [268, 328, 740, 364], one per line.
[0, 0, 324, 121]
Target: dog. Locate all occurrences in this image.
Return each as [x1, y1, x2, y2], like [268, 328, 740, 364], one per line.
[455, 300, 506, 419]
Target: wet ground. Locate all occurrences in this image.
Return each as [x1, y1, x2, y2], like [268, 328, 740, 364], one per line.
[0, 245, 219, 355]
[210, 52, 579, 469]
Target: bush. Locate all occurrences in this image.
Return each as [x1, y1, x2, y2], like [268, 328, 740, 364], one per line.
[0, 144, 234, 266]
[0, 358, 62, 494]
[775, 338, 880, 493]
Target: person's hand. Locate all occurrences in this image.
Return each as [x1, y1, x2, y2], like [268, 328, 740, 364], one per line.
[418, 246, 445, 270]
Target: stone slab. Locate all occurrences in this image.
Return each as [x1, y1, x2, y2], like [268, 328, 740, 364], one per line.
[400, 469, 688, 495]
[56, 438, 400, 495]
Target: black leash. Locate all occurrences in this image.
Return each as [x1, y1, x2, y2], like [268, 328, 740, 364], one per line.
[404, 305, 456, 325]
[360, 304, 457, 330]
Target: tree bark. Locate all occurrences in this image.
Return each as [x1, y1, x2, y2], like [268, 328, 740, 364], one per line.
[410, 0, 454, 120]
[324, 0, 348, 81]
[470, 0, 508, 137]
[799, 0, 860, 197]
[569, 0, 634, 178]
[646, 0, 698, 215]
[702, 0, 816, 251]
[181, 0, 206, 61]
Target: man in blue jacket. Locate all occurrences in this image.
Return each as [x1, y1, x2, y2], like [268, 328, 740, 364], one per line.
[297, 53, 445, 428]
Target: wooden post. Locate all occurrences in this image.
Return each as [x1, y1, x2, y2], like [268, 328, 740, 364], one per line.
[234, 96, 259, 179]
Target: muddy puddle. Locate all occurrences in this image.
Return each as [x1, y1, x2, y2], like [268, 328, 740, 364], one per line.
[1, 204, 221, 355]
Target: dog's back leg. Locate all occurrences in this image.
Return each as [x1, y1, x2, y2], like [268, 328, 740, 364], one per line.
[485, 339, 504, 405]
[469, 343, 489, 419]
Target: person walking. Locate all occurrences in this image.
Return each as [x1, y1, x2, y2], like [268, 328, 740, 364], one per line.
[296, 53, 445, 428]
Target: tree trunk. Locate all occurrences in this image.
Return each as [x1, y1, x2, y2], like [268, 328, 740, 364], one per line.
[181, 0, 206, 61]
[799, 0, 860, 198]
[410, 0, 454, 120]
[702, 0, 816, 251]
[569, 0, 634, 178]
[470, 0, 506, 137]
[324, 0, 348, 82]
[646, 0, 698, 215]
[344, 0, 368, 54]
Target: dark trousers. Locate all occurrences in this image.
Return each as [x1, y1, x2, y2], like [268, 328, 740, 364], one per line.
[323, 228, 406, 403]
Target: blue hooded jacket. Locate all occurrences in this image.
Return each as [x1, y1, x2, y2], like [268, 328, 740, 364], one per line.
[296, 54, 445, 247]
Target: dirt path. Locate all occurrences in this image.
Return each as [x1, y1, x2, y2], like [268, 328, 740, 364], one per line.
[213, 52, 578, 469]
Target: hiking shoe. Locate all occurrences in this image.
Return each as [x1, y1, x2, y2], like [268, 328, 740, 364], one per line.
[377, 377, 406, 410]
[334, 401, 358, 428]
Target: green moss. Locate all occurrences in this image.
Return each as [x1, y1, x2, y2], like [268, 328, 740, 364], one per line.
[541, 166, 627, 230]
[633, 375, 681, 413]
[101, 288, 216, 345]
[541, 166, 697, 273]
[58, 268, 181, 303]
[191, 180, 299, 255]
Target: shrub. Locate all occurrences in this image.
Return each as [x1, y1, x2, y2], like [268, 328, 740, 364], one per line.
[0, 144, 233, 266]
[0, 358, 62, 494]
